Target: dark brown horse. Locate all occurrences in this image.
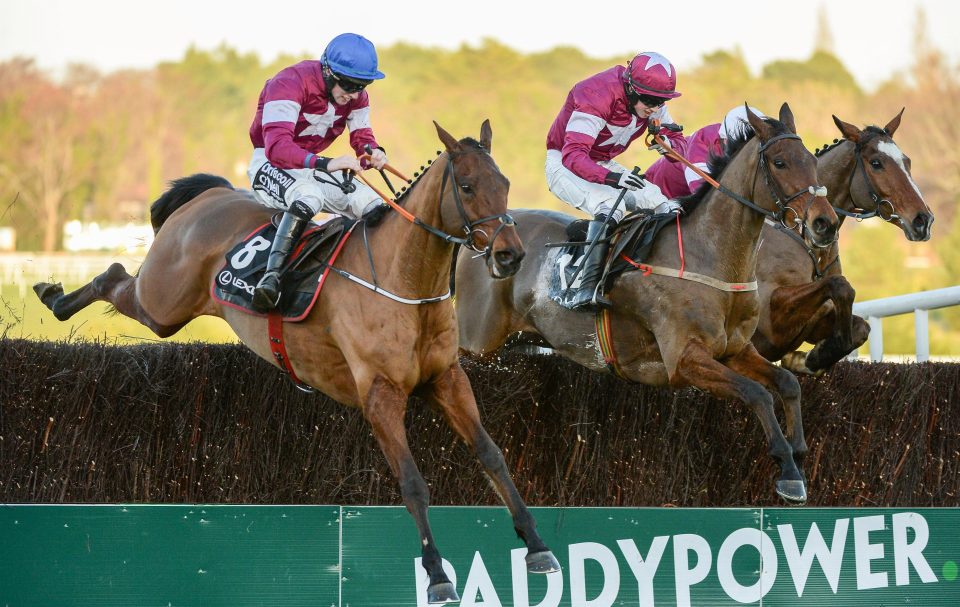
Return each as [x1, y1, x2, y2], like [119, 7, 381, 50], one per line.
[456, 104, 838, 504]
[34, 121, 559, 604]
[753, 110, 934, 374]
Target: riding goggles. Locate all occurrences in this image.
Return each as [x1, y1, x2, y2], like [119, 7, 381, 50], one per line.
[634, 93, 668, 109]
[333, 73, 373, 93]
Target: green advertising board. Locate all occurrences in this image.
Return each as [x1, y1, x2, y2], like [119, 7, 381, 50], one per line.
[0, 505, 341, 607]
[1, 505, 957, 606]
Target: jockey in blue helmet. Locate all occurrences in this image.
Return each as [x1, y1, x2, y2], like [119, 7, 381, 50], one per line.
[247, 33, 388, 312]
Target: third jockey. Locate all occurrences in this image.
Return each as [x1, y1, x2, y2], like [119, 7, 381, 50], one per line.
[545, 51, 688, 309]
[247, 32, 389, 312]
[644, 105, 766, 199]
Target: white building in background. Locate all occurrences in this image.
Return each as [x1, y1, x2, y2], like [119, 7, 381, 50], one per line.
[0, 227, 15, 252]
[63, 220, 154, 253]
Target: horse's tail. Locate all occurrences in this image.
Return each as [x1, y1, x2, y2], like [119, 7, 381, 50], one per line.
[149, 173, 234, 234]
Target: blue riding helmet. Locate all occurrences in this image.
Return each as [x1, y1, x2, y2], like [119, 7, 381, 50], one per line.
[321, 33, 386, 81]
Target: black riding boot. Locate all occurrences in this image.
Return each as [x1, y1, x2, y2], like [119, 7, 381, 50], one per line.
[252, 202, 312, 312]
[569, 219, 612, 310]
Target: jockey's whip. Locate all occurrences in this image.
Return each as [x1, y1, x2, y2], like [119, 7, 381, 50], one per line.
[566, 166, 641, 288]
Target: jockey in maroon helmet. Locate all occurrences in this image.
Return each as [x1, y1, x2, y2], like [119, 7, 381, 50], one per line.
[545, 51, 687, 309]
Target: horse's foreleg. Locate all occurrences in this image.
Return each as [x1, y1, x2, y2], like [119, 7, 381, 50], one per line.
[768, 276, 856, 373]
[673, 341, 806, 504]
[33, 263, 186, 338]
[804, 313, 869, 372]
[364, 376, 459, 604]
[726, 343, 807, 480]
[424, 363, 560, 574]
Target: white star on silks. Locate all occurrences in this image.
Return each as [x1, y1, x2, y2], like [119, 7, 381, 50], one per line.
[598, 115, 643, 147]
[298, 103, 340, 137]
[641, 52, 673, 77]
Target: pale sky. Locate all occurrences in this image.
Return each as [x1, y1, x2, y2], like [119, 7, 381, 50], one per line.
[2, 0, 958, 89]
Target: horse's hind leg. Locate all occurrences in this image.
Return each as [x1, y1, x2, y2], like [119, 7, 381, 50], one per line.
[674, 341, 806, 504]
[33, 263, 186, 338]
[424, 363, 560, 573]
[726, 343, 808, 486]
[363, 376, 459, 604]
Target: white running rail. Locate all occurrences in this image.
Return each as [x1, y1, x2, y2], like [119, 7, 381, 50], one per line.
[852, 285, 960, 362]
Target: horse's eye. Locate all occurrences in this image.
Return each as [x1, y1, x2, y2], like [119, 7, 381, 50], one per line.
[870, 159, 882, 169]
[460, 184, 473, 194]
[773, 159, 786, 169]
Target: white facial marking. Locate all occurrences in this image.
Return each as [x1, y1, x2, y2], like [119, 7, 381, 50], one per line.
[877, 141, 924, 199]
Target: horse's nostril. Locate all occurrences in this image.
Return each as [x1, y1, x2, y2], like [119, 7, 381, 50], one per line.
[914, 213, 931, 231]
[813, 217, 831, 235]
[495, 249, 524, 269]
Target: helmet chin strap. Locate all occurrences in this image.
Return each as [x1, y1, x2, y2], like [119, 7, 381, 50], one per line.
[623, 81, 642, 116]
[320, 64, 337, 93]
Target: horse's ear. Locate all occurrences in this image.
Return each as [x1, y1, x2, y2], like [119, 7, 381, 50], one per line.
[479, 119, 493, 152]
[433, 121, 461, 153]
[832, 115, 862, 143]
[778, 102, 797, 134]
[745, 102, 774, 140]
[884, 107, 905, 137]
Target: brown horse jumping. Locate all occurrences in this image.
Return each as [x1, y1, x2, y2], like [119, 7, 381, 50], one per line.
[34, 121, 559, 604]
[754, 110, 934, 374]
[456, 104, 838, 503]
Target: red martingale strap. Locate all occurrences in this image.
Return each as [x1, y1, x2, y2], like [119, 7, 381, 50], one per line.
[267, 311, 314, 392]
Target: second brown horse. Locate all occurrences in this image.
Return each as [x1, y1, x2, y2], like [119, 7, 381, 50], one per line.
[456, 104, 838, 504]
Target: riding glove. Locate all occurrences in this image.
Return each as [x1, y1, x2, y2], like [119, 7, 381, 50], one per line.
[647, 137, 672, 156]
[605, 171, 646, 191]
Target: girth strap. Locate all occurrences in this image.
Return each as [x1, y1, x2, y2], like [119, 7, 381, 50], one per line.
[620, 255, 758, 292]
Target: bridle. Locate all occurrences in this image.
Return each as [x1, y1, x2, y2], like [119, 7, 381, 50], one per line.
[429, 151, 516, 258]
[833, 138, 899, 223]
[750, 133, 830, 236]
[749, 132, 839, 280]
[646, 125, 830, 236]
[321, 147, 517, 305]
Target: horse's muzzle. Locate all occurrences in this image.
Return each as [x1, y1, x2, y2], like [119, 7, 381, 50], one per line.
[490, 247, 525, 278]
[810, 215, 838, 247]
[905, 212, 934, 242]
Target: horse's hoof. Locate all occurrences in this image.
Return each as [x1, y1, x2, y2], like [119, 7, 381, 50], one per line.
[33, 282, 63, 309]
[526, 549, 562, 574]
[781, 351, 815, 375]
[776, 479, 808, 505]
[426, 581, 460, 604]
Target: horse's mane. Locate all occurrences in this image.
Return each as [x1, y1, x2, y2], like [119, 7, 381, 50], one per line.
[392, 138, 488, 205]
[814, 125, 887, 157]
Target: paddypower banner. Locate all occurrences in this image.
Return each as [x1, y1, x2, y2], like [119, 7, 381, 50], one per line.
[1, 505, 958, 605]
[343, 507, 959, 606]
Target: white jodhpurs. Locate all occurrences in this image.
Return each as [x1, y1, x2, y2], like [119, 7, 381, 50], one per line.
[247, 148, 382, 218]
[545, 150, 668, 221]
